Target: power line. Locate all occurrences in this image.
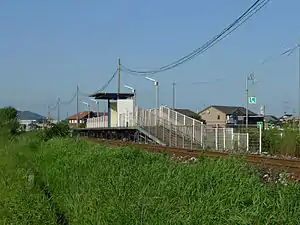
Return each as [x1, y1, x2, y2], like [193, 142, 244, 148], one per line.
[60, 93, 77, 105]
[93, 70, 117, 93]
[121, 0, 270, 75]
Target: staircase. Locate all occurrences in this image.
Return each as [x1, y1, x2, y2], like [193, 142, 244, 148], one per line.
[136, 107, 204, 149]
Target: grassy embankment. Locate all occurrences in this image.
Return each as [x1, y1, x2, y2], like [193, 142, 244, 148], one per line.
[1, 107, 300, 224]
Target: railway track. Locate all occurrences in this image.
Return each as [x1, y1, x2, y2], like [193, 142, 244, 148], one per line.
[85, 138, 300, 179]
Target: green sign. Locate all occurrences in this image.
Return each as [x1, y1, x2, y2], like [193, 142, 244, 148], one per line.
[249, 96, 256, 104]
[257, 121, 263, 128]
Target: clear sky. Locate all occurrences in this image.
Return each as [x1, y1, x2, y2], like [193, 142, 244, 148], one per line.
[1, 0, 300, 118]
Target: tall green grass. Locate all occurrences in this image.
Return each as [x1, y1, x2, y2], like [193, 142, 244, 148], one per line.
[0, 133, 56, 224]
[262, 128, 300, 156]
[32, 138, 300, 224]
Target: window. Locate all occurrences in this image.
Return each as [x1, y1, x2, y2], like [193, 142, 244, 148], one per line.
[217, 115, 220, 120]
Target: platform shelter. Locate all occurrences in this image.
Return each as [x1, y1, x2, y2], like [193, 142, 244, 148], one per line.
[88, 92, 135, 128]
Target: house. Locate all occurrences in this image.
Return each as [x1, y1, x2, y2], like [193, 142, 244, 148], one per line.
[199, 105, 260, 127]
[173, 108, 205, 123]
[68, 111, 100, 127]
[264, 115, 280, 124]
[17, 111, 46, 131]
[279, 114, 299, 123]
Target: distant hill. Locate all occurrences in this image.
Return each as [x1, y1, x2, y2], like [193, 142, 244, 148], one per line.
[17, 111, 46, 121]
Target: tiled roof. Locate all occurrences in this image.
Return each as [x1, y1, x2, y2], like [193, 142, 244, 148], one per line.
[174, 109, 199, 118]
[201, 105, 257, 116]
[68, 112, 89, 120]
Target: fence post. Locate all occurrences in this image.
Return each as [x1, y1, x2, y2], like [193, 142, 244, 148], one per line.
[162, 117, 165, 142]
[223, 128, 226, 150]
[192, 120, 195, 141]
[237, 133, 240, 150]
[246, 132, 249, 152]
[259, 124, 262, 154]
[215, 125, 218, 151]
[135, 106, 138, 125]
[201, 124, 204, 148]
[169, 123, 172, 147]
[175, 112, 178, 145]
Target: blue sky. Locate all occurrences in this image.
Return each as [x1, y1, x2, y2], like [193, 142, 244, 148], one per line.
[0, 0, 299, 118]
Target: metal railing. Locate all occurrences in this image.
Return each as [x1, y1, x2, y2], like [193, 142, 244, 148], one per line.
[136, 107, 262, 153]
[85, 105, 262, 153]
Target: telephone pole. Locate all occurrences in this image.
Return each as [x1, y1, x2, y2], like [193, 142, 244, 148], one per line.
[76, 85, 79, 127]
[47, 105, 50, 121]
[57, 97, 60, 122]
[246, 73, 255, 129]
[117, 58, 121, 94]
[298, 42, 300, 133]
[172, 81, 176, 109]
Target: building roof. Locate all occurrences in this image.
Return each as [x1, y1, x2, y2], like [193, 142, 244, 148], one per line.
[264, 115, 279, 122]
[174, 109, 199, 118]
[69, 112, 89, 120]
[200, 105, 257, 116]
[89, 92, 134, 100]
[68, 111, 107, 120]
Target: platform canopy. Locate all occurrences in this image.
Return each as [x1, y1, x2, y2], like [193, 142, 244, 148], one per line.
[89, 92, 134, 100]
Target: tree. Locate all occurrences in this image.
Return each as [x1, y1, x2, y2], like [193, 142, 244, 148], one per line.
[0, 107, 19, 136]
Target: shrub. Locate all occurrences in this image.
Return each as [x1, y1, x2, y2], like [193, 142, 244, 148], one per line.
[0, 107, 20, 140]
[40, 121, 70, 141]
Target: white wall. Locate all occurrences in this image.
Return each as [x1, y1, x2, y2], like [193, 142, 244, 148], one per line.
[117, 99, 134, 126]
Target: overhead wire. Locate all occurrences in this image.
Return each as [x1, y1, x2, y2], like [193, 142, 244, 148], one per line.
[92, 70, 117, 93]
[60, 93, 77, 105]
[121, 0, 270, 75]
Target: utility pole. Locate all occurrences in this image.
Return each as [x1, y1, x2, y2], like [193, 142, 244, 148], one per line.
[117, 57, 121, 94]
[246, 73, 255, 129]
[298, 42, 300, 133]
[155, 81, 159, 109]
[76, 85, 79, 127]
[172, 81, 176, 109]
[57, 97, 60, 122]
[47, 105, 50, 120]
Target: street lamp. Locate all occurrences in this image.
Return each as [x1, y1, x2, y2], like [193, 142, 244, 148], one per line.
[81, 101, 91, 119]
[124, 84, 136, 106]
[90, 99, 100, 117]
[145, 76, 159, 109]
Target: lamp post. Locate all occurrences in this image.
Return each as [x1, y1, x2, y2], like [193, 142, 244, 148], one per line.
[90, 99, 100, 117]
[124, 84, 136, 106]
[145, 77, 159, 109]
[81, 101, 90, 119]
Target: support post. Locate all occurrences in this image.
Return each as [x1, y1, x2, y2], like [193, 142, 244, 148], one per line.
[192, 120, 195, 141]
[117, 58, 121, 94]
[76, 85, 79, 127]
[172, 81, 176, 109]
[246, 76, 249, 129]
[259, 124, 262, 154]
[200, 124, 204, 148]
[215, 125, 218, 151]
[107, 100, 111, 128]
[175, 112, 178, 145]
[237, 133, 240, 150]
[246, 132, 249, 152]
[223, 128, 226, 150]
[57, 97, 60, 122]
